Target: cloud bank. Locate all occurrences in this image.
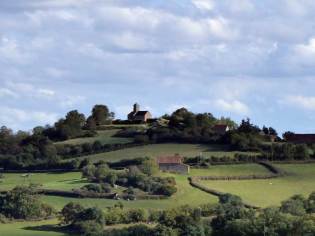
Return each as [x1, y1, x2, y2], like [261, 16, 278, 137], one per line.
[0, 0, 315, 133]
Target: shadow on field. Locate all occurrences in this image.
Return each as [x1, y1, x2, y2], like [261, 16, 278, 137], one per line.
[23, 224, 75, 235]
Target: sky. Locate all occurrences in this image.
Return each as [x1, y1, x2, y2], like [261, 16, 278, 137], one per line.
[1, 0, 315, 134]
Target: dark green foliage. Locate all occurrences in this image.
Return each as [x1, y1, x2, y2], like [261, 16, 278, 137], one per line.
[262, 143, 312, 161]
[91, 104, 114, 126]
[86, 164, 177, 197]
[0, 186, 55, 220]
[60, 202, 84, 225]
[54, 110, 86, 140]
[237, 118, 261, 134]
[139, 157, 158, 176]
[280, 195, 307, 216]
[307, 192, 315, 213]
[147, 108, 236, 144]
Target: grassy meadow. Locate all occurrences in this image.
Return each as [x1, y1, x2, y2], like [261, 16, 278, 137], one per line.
[0, 219, 68, 236]
[76, 143, 257, 163]
[199, 163, 315, 207]
[1, 163, 315, 235]
[190, 163, 271, 176]
[0, 172, 85, 191]
[55, 129, 133, 146]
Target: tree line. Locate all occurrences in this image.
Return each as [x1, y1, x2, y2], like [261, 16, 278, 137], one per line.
[59, 192, 315, 236]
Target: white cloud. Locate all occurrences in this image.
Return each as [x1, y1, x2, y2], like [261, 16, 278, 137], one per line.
[214, 99, 249, 115]
[0, 37, 31, 63]
[0, 88, 18, 98]
[192, 0, 215, 11]
[110, 32, 155, 51]
[0, 107, 58, 129]
[281, 95, 315, 110]
[45, 67, 68, 78]
[38, 89, 55, 97]
[228, 0, 254, 13]
[5, 82, 56, 99]
[60, 95, 86, 108]
[295, 37, 315, 56]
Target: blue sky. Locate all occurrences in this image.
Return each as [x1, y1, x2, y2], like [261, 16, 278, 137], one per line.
[1, 0, 315, 134]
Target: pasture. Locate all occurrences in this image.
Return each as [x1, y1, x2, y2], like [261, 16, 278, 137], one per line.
[55, 129, 132, 145]
[0, 219, 67, 236]
[189, 163, 271, 176]
[1, 163, 314, 235]
[77, 143, 257, 163]
[0, 172, 85, 191]
[199, 163, 315, 207]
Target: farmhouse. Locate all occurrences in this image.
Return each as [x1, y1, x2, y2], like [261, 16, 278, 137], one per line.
[157, 155, 190, 174]
[127, 103, 152, 122]
[213, 124, 230, 135]
[285, 134, 315, 144]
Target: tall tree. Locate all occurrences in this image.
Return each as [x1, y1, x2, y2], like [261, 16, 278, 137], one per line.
[91, 105, 114, 126]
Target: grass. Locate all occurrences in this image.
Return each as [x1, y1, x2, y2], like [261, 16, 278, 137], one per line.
[76, 143, 256, 163]
[190, 164, 271, 176]
[199, 163, 315, 207]
[41, 173, 218, 211]
[0, 172, 86, 191]
[2, 163, 313, 235]
[55, 129, 132, 146]
[0, 219, 68, 236]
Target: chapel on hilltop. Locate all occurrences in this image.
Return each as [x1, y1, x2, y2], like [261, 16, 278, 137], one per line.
[127, 103, 152, 122]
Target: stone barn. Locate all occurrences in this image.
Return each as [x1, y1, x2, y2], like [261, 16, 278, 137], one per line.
[157, 155, 190, 174]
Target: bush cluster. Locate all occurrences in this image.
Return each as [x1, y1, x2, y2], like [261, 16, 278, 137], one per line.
[0, 185, 55, 220]
[82, 162, 177, 197]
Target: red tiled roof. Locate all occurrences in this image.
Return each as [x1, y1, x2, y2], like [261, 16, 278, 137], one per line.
[157, 155, 183, 164]
[213, 124, 229, 133]
[286, 134, 315, 143]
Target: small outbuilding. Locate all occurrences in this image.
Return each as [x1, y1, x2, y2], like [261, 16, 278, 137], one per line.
[157, 155, 190, 174]
[213, 124, 230, 135]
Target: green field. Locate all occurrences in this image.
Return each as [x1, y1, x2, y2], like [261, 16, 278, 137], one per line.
[190, 164, 271, 176]
[55, 130, 132, 145]
[76, 143, 256, 163]
[41, 173, 218, 211]
[0, 219, 68, 236]
[199, 163, 315, 207]
[0, 172, 85, 191]
[2, 163, 315, 235]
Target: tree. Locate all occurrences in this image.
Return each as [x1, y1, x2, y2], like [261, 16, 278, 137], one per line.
[0, 186, 54, 220]
[262, 126, 269, 135]
[280, 195, 307, 216]
[295, 144, 310, 160]
[94, 164, 110, 180]
[306, 192, 315, 213]
[85, 116, 97, 131]
[54, 110, 86, 140]
[60, 202, 84, 225]
[91, 105, 114, 126]
[82, 164, 96, 180]
[106, 172, 118, 187]
[268, 127, 278, 136]
[139, 157, 159, 176]
[238, 118, 260, 134]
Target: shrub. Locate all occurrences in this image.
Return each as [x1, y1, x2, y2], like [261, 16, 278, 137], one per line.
[0, 186, 55, 220]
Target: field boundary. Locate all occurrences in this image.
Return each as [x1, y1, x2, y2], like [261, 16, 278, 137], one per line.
[188, 162, 287, 209]
[188, 177, 260, 209]
[0, 188, 168, 200]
